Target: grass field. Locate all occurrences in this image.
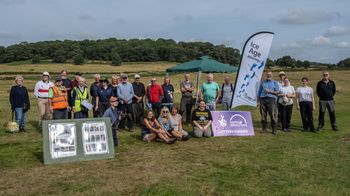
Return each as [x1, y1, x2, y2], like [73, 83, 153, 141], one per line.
[0, 63, 349, 195]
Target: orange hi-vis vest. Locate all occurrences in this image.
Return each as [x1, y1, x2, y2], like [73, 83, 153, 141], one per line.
[51, 85, 68, 109]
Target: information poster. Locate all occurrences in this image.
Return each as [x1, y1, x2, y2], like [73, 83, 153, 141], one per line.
[82, 122, 109, 155]
[48, 123, 77, 159]
[42, 118, 115, 165]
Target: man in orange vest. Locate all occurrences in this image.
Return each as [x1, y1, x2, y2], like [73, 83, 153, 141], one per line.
[48, 76, 70, 119]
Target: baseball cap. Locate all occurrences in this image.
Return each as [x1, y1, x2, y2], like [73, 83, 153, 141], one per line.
[134, 74, 140, 79]
[279, 71, 286, 76]
[55, 76, 62, 81]
[121, 74, 128, 78]
[109, 96, 118, 103]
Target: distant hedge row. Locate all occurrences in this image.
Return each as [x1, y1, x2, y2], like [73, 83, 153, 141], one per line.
[0, 38, 241, 65]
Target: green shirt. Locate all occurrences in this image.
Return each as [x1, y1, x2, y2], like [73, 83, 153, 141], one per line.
[201, 81, 219, 103]
[48, 86, 65, 98]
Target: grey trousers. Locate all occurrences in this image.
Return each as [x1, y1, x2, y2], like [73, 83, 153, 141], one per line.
[318, 100, 336, 128]
[193, 126, 212, 137]
[260, 97, 277, 129]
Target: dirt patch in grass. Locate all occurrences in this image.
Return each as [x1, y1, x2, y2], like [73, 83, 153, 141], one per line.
[340, 135, 350, 142]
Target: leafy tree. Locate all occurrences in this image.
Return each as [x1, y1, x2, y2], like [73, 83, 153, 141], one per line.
[73, 53, 85, 65]
[302, 60, 310, 69]
[111, 52, 122, 66]
[31, 55, 41, 64]
[276, 56, 296, 68]
[266, 58, 276, 69]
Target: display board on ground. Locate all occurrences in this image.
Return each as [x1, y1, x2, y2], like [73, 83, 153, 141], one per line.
[211, 111, 255, 136]
[42, 118, 115, 165]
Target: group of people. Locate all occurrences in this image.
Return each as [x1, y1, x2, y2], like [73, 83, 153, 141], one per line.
[9, 68, 337, 145]
[258, 70, 337, 135]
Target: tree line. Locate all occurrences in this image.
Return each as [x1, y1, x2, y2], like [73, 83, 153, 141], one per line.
[0, 38, 349, 68]
[0, 38, 241, 66]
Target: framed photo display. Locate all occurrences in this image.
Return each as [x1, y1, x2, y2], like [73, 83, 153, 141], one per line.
[42, 118, 115, 165]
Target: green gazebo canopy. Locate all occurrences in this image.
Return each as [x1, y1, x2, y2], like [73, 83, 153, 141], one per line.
[166, 56, 238, 73]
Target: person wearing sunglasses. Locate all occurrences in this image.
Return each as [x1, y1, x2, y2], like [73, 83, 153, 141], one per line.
[141, 110, 176, 144]
[316, 71, 337, 131]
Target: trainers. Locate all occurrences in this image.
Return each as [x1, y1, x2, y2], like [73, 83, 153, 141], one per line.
[167, 138, 177, 144]
[181, 135, 191, 141]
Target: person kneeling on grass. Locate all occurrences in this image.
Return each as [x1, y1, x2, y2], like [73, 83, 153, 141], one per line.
[158, 107, 190, 141]
[169, 106, 191, 141]
[102, 96, 119, 146]
[141, 110, 176, 144]
[192, 99, 213, 137]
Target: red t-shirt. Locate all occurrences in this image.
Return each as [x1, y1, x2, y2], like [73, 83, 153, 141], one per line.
[147, 84, 164, 103]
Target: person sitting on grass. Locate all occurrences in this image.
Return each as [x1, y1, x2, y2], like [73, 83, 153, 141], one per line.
[169, 106, 191, 141]
[192, 99, 213, 138]
[102, 96, 120, 146]
[141, 110, 176, 144]
[158, 107, 190, 141]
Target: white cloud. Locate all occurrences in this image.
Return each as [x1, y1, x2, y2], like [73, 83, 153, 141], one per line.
[325, 26, 350, 37]
[308, 36, 332, 46]
[274, 9, 340, 25]
[280, 42, 302, 50]
[335, 41, 350, 48]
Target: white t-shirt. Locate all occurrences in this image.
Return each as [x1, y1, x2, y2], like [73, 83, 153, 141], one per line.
[279, 85, 295, 105]
[296, 86, 313, 102]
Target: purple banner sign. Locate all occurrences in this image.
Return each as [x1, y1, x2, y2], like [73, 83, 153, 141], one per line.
[211, 111, 255, 137]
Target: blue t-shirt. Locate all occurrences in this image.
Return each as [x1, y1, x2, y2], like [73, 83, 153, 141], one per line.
[258, 79, 280, 99]
[201, 81, 220, 103]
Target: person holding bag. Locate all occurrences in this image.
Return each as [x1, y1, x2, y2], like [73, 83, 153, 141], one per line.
[9, 75, 30, 132]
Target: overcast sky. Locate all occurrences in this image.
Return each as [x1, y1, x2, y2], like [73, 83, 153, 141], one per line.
[0, 0, 349, 63]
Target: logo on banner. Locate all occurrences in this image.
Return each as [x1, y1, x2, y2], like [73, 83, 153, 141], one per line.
[229, 114, 247, 127]
[237, 61, 264, 100]
[211, 111, 254, 137]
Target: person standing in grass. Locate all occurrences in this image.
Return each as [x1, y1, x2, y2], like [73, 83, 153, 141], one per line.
[257, 70, 280, 135]
[132, 74, 145, 126]
[60, 70, 73, 119]
[34, 71, 54, 127]
[296, 77, 316, 132]
[200, 73, 220, 111]
[90, 74, 101, 118]
[161, 76, 174, 110]
[141, 110, 176, 144]
[103, 96, 120, 146]
[316, 70, 337, 131]
[117, 74, 134, 131]
[110, 75, 120, 98]
[219, 75, 234, 110]
[9, 75, 30, 132]
[147, 78, 164, 118]
[95, 77, 114, 117]
[180, 73, 195, 123]
[278, 78, 295, 132]
[277, 71, 287, 126]
[48, 76, 70, 120]
[72, 77, 89, 119]
[192, 99, 213, 138]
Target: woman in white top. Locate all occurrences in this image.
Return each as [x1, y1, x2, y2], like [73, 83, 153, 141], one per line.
[278, 78, 295, 131]
[169, 106, 190, 141]
[296, 77, 316, 132]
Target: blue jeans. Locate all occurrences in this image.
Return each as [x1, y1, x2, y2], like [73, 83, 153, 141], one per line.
[14, 107, 26, 129]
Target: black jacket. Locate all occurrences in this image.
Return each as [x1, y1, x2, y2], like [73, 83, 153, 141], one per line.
[316, 79, 336, 101]
[9, 85, 30, 111]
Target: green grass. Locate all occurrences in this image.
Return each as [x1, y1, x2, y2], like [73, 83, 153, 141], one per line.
[0, 64, 349, 195]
